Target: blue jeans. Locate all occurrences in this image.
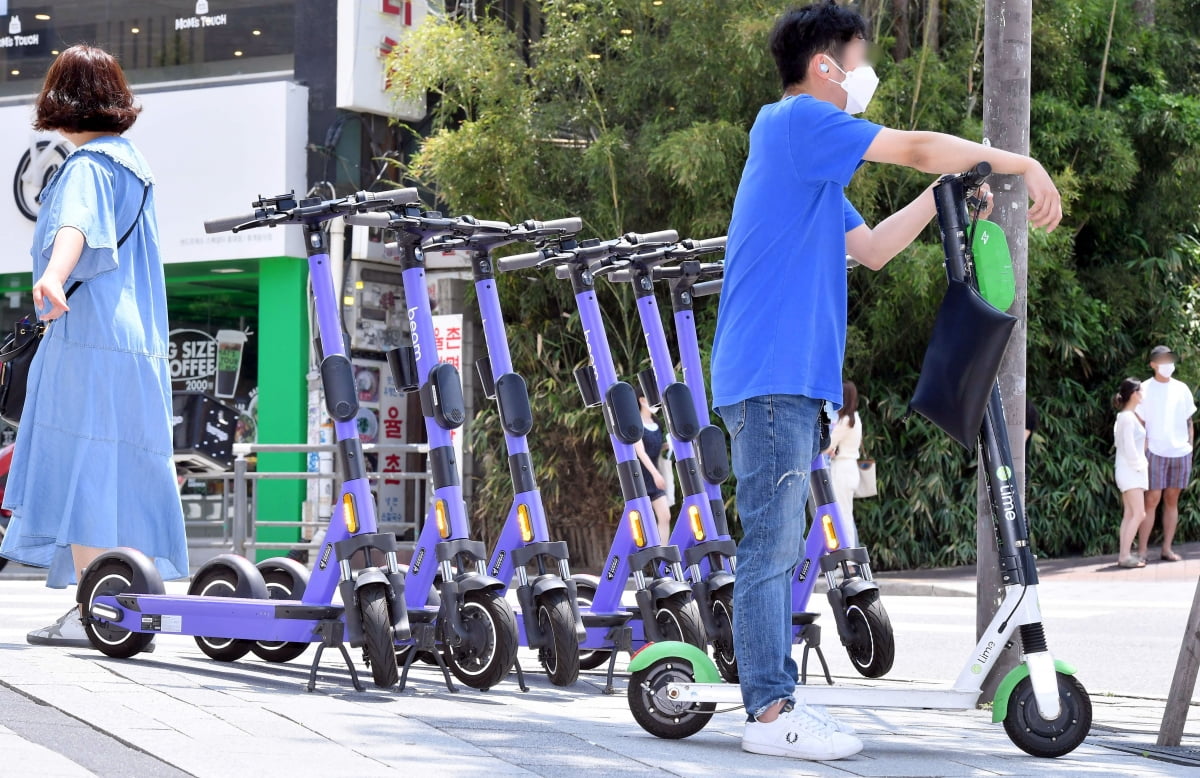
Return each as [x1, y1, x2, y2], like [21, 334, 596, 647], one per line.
[717, 395, 823, 719]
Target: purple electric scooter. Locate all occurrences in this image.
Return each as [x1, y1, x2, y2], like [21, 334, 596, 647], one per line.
[77, 189, 419, 691]
[497, 231, 708, 693]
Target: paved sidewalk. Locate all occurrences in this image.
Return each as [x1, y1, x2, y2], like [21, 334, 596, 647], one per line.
[2, 575, 1198, 777]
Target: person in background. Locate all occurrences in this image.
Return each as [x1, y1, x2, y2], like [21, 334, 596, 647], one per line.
[825, 380, 862, 546]
[634, 385, 672, 541]
[1112, 378, 1148, 568]
[1138, 346, 1194, 562]
[0, 45, 188, 646]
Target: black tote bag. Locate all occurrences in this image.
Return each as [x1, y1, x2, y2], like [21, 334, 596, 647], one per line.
[908, 278, 1017, 449]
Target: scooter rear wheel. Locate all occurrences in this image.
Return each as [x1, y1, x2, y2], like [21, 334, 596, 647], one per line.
[189, 565, 256, 662]
[1002, 672, 1092, 758]
[654, 593, 707, 649]
[441, 590, 519, 690]
[359, 583, 399, 688]
[628, 657, 716, 739]
[536, 590, 580, 687]
[573, 578, 612, 671]
[251, 562, 310, 663]
[710, 588, 738, 683]
[843, 590, 895, 678]
[79, 558, 157, 659]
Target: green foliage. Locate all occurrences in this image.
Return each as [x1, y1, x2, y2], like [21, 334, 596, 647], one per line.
[388, 0, 1200, 569]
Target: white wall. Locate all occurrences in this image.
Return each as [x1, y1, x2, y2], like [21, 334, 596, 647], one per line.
[0, 78, 309, 275]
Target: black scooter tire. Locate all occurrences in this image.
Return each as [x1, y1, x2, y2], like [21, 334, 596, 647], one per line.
[441, 590, 519, 690]
[654, 593, 707, 650]
[190, 565, 255, 662]
[628, 657, 716, 739]
[359, 584, 399, 688]
[251, 566, 310, 663]
[536, 590, 581, 687]
[710, 588, 738, 683]
[573, 579, 612, 671]
[80, 559, 157, 659]
[843, 590, 895, 678]
[1003, 672, 1092, 758]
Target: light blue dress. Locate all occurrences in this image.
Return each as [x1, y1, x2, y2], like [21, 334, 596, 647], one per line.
[0, 136, 188, 588]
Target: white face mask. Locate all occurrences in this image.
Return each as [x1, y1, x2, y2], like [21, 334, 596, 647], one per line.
[1157, 362, 1176, 378]
[826, 57, 879, 115]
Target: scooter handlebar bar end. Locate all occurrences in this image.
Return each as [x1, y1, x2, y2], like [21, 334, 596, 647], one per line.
[496, 249, 550, 272]
[624, 229, 679, 246]
[692, 278, 724, 297]
[204, 213, 257, 234]
[344, 212, 394, 228]
[361, 187, 421, 207]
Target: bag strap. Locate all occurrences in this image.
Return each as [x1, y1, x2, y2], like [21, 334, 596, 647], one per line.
[64, 182, 149, 301]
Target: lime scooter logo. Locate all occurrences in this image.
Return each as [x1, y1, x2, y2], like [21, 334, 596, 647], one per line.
[996, 465, 1012, 482]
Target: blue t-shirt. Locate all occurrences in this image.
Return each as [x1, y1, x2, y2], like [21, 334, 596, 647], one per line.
[711, 94, 881, 410]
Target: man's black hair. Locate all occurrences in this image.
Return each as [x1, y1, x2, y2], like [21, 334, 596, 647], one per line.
[769, 1, 869, 90]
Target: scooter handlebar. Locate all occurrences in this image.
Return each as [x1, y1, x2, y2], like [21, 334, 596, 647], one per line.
[496, 248, 552, 272]
[961, 162, 992, 191]
[624, 229, 679, 246]
[204, 213, 259, 234]
[358, 187, 421, 207]
[681, 236, 727, 252]
[344, 212, 394, 228]
[692, 278, 724, 297]
[525, 217, 583, 234]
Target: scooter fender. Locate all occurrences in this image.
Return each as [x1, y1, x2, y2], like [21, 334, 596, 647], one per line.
[824, 578, 879, 647]
[648, 577, 692, 602]
[990, 659, 1077, 723]
[440, 572, 506, 644]
[341, 567, 396, 647]
[517, 575, 569, 649]
[706, 572, 735, 597]
[627, 640, 722, 684]
[76, 547, 166, 609]
[638, 579, 693, 642]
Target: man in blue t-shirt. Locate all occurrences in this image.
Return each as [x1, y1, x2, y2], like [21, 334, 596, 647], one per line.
[712, 1, 1062, 762]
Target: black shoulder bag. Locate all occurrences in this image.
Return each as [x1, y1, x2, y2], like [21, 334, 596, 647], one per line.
[0, 184, 150, 427]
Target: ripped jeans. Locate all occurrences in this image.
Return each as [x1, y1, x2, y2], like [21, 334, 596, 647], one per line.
[717, 394, 823, 719]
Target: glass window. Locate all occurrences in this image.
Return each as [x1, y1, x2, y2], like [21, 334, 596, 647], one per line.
[0, 1, 295, 98]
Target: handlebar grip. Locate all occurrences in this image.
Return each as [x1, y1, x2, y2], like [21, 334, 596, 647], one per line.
[496, 249, 550, 272]
[692, 279, 724, 297]
[204, 213, 258, 234]
[608, 269, 633, 283]
[684, 236, 727, 252]
[624, 229, 679, 246]
[554, 264, 573, 280]
[344, 212, 394, 228]
[962, 162, 992, 190]
[362, 187, 420, 206]
[528, 217, 583, 234]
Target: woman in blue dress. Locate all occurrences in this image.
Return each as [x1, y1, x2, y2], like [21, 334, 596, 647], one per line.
[0, 45, 188, 646]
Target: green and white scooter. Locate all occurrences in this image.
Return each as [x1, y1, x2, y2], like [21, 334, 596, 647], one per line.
[625, 163, 1092, 759]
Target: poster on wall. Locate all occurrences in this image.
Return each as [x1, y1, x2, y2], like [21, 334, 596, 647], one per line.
[169, 326, 257, 442]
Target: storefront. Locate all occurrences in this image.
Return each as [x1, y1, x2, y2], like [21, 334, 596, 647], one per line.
[0, 1, 310, 550]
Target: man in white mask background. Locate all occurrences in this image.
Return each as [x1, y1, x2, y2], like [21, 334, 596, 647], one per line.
[1137, 345, 1194, 562]
[710, 0, 1063, 763]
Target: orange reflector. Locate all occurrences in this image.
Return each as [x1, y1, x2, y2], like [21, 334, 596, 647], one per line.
[343, 493, 358, 533]
[688, 505, 706, 541]
[821, 513, 839, 551]
[435, 499, 450, 538]
[630, 510, 646, 548]
[517, 504, 534, 542]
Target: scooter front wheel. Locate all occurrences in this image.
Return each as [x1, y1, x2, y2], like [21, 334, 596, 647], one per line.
[359, 583, 399, 688]
[843, 590, 895, 678]
[536, 590, 581, 687]
[654, 594, 708, 649]
[1003, 672, 1092, 758]
[628, 657, 716, 739]
[573, 578, 612, 670]
[79, 558, 157, 659]
[710, 588, 738, 683]
[441, 590, 519, 690]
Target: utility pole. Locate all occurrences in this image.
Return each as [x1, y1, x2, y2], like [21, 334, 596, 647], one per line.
[978, 0, 1032, 703]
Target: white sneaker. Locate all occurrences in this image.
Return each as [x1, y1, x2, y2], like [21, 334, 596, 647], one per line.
[806, 704, 857, 735]
[742, 704, 863, 760]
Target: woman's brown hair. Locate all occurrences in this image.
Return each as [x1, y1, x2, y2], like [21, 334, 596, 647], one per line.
[839, 380, 858, 427]
[33, 45, 141, 134]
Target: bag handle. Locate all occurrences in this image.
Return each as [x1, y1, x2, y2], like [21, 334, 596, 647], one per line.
[64, 182, 149, 301]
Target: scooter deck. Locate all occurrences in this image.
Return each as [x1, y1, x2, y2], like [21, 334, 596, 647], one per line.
[665, 681, 980, 710]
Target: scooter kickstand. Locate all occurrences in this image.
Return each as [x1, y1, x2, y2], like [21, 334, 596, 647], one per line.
[399, 622, 459, 694]
[602, 625, 634, 695]
[307, 619, 364, 693]
[512, 656, 529, 692]
[799, 624, 833, 686]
